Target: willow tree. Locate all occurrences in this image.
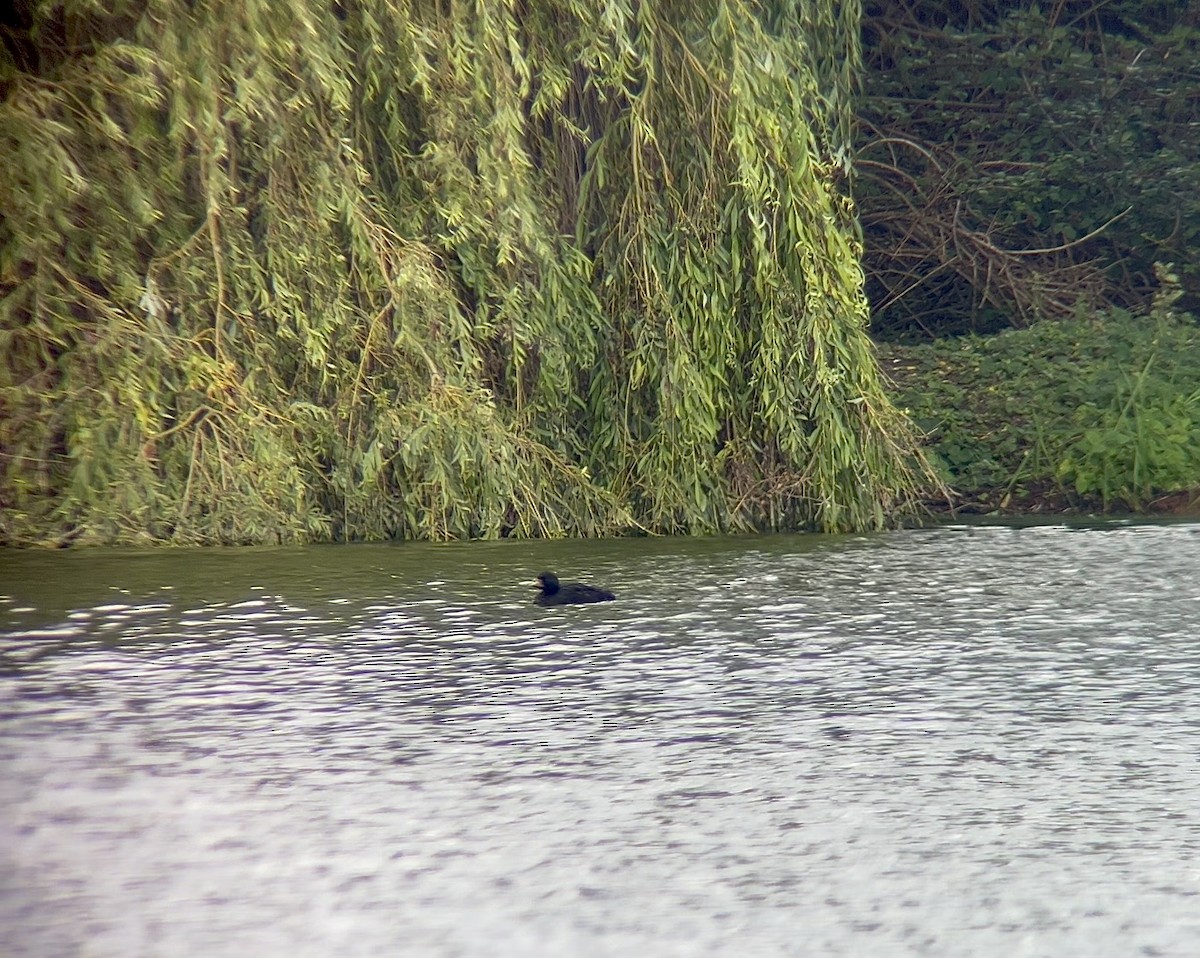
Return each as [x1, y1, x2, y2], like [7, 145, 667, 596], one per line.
[0, 0, 921, 545]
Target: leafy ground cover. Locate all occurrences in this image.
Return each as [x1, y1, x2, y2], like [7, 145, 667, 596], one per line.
[880, 291, 1200, 516]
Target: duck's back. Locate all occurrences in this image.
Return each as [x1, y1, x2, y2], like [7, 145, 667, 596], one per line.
[537, 583, 615, 605]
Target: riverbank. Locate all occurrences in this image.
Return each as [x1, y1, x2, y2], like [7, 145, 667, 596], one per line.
[879, 305, 1200, 520]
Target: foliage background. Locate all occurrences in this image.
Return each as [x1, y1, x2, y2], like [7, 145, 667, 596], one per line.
[858, 0, 1200, 340]
[0, 0, 920, 546]
[6, 0, 1198, 545]
[858, 0, 1200, 512]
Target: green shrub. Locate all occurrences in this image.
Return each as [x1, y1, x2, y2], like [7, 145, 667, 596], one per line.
[1058, 364, 1200, 509]
[882, 280, 1200, 510]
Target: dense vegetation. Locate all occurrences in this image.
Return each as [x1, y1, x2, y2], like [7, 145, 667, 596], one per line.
[860, 0, 1200, 514]
[0, 0, 920, 546]
[883, 272, 1200, 513]
[858, 0, 1200, 340]
[3, 0, 1197, 546]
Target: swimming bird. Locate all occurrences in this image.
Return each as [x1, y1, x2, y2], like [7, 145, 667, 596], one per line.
[533, 571, 615, 606]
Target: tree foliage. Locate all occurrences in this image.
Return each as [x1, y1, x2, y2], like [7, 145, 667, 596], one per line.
[859, 0, 1200, 339]
[0, 0, 920, 545]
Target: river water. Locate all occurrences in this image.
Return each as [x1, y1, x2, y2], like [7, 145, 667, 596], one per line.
[2, 522, 1199, 957]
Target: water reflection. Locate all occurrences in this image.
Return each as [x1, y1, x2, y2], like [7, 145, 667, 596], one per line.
[2, 523, 1200, 956]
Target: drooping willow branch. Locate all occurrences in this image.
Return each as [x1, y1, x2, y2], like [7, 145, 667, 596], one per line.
[0, 0, 926, 545]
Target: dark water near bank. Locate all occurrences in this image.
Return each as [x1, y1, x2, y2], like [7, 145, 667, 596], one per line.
[2, 523, 1199, 957]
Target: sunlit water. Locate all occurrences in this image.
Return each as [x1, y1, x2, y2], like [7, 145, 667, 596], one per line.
[2, 523, 1199, 957]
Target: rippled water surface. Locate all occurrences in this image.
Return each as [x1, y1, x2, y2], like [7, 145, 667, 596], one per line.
[3, 523, 1200, 957]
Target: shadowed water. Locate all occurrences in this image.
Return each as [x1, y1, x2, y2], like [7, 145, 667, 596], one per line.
[2, 523, 1199, 957]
